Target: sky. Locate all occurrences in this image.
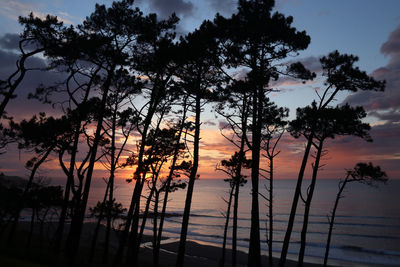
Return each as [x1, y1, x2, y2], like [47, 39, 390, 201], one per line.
[0, 0, 399, 180]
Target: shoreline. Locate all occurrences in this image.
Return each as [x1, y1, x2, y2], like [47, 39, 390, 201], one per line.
[2, 221, 396, 267]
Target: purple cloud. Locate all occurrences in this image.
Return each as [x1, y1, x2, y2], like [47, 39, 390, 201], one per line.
[142, 0, 194, 18]
[0, 35, 67, 119]
[344, 24, 400, 123]
[0, 33, 20, 50]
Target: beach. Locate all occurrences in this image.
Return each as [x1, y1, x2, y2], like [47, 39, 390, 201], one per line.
[1, 221, 326, 266]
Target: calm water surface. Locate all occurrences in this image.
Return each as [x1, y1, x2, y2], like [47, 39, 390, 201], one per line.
[77, 178, 400, 266]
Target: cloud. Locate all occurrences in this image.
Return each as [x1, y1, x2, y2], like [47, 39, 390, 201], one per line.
[208, 0, 236, 16]
[269, 56, 321, 88]
[321, 122, 400, 178]
[0, 0, 76, 25]
[0, 0, 33, 21]
[0, 38, 67, 119]
[141, 0, 194, 19]
[297, 55, 322, 73]
[381, 25, 400, 56]
[204, 120, 217, 126]
[344, 24, 400, 122]
[0, 33, 20, 50]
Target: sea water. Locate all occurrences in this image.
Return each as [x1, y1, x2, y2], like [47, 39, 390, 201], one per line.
[83, 178, 400, 266]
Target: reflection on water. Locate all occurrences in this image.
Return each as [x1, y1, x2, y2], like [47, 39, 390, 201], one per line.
[52, 178, 400, 266]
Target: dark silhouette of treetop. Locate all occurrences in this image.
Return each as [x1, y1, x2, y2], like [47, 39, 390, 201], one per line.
[289, 102, 372, 142]
[323, 163, 388, 266]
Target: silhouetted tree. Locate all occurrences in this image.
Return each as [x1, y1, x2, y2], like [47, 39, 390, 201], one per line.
[216, 80, 252, 267]
[25, 180, 63, 248]
[154, 96, 192, 266]
[0, 13, 67, 117]
[323, 163, 387, 266]
[214, 1, 311, 264]
[0, 177, 22, 235]
[260, 100, 288, 267]
[4, 113, 72, 242]
[279, 51, 385, 266]
[106, 9, 179, 264]
[125, 96, 178, 266]
[152, 176, 187, 266]
[61, 1, 145, 262]
[289, 103, 373, 266]
[216, 152, 250, 267]
[175, 20, 223, 267]
[136, 127, 179, 249]
[88, 69, 139, 265]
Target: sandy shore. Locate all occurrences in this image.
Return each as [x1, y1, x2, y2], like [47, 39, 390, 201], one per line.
[142, 240, 324, 267]
[1, 221, 326, 266]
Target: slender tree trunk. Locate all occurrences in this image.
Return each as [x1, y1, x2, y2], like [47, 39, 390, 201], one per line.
[298, 142, 323, 266]
[232, 95, 248, 267]
[66, 69, 113, 263]
[153, 190, 160, 265]
[279, 133, 314, 267]
[114, 93, 157, 266]
[27, 208, 35, 248]
[221, 185, 234, 267]
[248, 87, 262, 267]
[323, 178, 348, 266]
[103, 102, 118, 264]
[232, 178, 239, 267]
[176, 93, 201, 267]
[268, 158, 273, 267]
[54, 127, 80, 253]
[8, 146, 53, 243]
[137, 182, 156, 247]
[54, 66, 99, 255]
[128, 107, 167, 266]
[155, 97, 188, 266]
[39, 211, 47, 250]
[88, 182, 110, 264]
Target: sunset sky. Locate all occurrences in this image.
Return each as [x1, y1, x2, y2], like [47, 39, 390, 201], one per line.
[0, 0, 399, 180]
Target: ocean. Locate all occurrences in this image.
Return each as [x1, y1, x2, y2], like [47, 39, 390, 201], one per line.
[67, 178, 400, 266]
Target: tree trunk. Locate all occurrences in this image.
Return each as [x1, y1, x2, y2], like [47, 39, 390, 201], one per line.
[153, 190, 160, 265]
[66, 69, 113, 263]
[232, 95, 248, 267]
[137, 182, 156, 247]
[54, 66, 99, 255]
[248, 87, 262, 267]
[26, 207, 35, 248]
[323, 178, 348, 266]
[103, 101, 118, 264]
[279, 133, 314, 267]
[8, 146, 53, 243]
[268, 158, 273, 267]
[176, 93, 201, 267]
[54, 127, 80, 253]
[88, 182, 110, 264]
[221, 184, 234, 267]
[113, 93, 157, 266]
[155, 96, 188, 267]
[232, 177, 239, 267]
[298, 142, 323, 266]
[128, 106, 167, 266]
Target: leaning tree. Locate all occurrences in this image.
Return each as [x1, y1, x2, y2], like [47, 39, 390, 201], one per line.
[279, 51, 385, 266]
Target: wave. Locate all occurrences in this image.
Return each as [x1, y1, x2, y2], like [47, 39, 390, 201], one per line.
[185, 212, 400, 228]
[274, 212, 400, 221]
[164, 217, 400, 241]
[151, 227, 400, 266]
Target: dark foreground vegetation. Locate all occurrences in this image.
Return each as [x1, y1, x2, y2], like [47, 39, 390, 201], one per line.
[0, 0, 388, 266]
